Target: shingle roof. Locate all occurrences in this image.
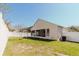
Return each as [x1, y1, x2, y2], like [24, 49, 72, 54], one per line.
[33, 18, 63, 28]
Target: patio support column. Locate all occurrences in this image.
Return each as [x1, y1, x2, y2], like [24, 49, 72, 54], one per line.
[45, 29, 47, 37]
[34, 30, 36, 36]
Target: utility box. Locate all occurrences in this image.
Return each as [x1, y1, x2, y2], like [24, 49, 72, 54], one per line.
[61, 36, 66, 41]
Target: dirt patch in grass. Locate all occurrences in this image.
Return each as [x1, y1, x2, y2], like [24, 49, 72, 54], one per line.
[8, 43, 65, 56]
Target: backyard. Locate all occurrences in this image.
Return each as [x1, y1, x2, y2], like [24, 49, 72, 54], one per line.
[3, 37, 79, 56]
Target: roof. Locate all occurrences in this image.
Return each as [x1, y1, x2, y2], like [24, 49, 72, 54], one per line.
[33, 18, 63, 28]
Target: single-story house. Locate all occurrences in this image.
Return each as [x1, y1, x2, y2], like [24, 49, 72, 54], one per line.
[31, 19, 63, 40]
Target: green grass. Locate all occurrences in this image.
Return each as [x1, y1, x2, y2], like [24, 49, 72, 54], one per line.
[3, 37, 79, 56]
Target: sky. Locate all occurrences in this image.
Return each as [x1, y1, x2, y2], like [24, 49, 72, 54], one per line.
[3, 3, 79, 27]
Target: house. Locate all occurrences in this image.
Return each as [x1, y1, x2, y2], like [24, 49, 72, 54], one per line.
[31, 19, 63, 40]
[66, 26, 79, 32]
[17, 26, 33, 33]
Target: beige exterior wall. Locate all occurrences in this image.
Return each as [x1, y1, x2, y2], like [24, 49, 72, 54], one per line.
[31, 19, 63, 40]
[31, 19, 51, 30]
[49, 25, 63, 40]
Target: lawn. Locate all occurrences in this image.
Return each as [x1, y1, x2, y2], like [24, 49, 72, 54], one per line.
[3, 37, 79, 56]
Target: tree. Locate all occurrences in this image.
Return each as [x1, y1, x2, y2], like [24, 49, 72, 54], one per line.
[4, 20, 15, 31]
[0, 4, 12, 31]
[0, 3, 9, 13]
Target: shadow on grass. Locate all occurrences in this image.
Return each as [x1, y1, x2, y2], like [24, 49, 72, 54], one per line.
[23, 37, 55, 42]
[66, 40, 79, 44]
[60, 39, 79, 44]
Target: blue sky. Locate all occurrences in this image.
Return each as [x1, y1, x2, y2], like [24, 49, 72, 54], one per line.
[3, 3, 79, 27]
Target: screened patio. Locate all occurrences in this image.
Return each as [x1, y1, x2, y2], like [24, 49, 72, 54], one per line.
[31, 29, 51, 39]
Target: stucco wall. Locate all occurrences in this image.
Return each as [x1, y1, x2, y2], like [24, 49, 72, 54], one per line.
[50, 25, 62, 40]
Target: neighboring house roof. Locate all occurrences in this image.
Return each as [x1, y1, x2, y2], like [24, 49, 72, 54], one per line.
[19, 26, 33, 32]
[32, 18, 63, 30]
[66, 26, 79, 32]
